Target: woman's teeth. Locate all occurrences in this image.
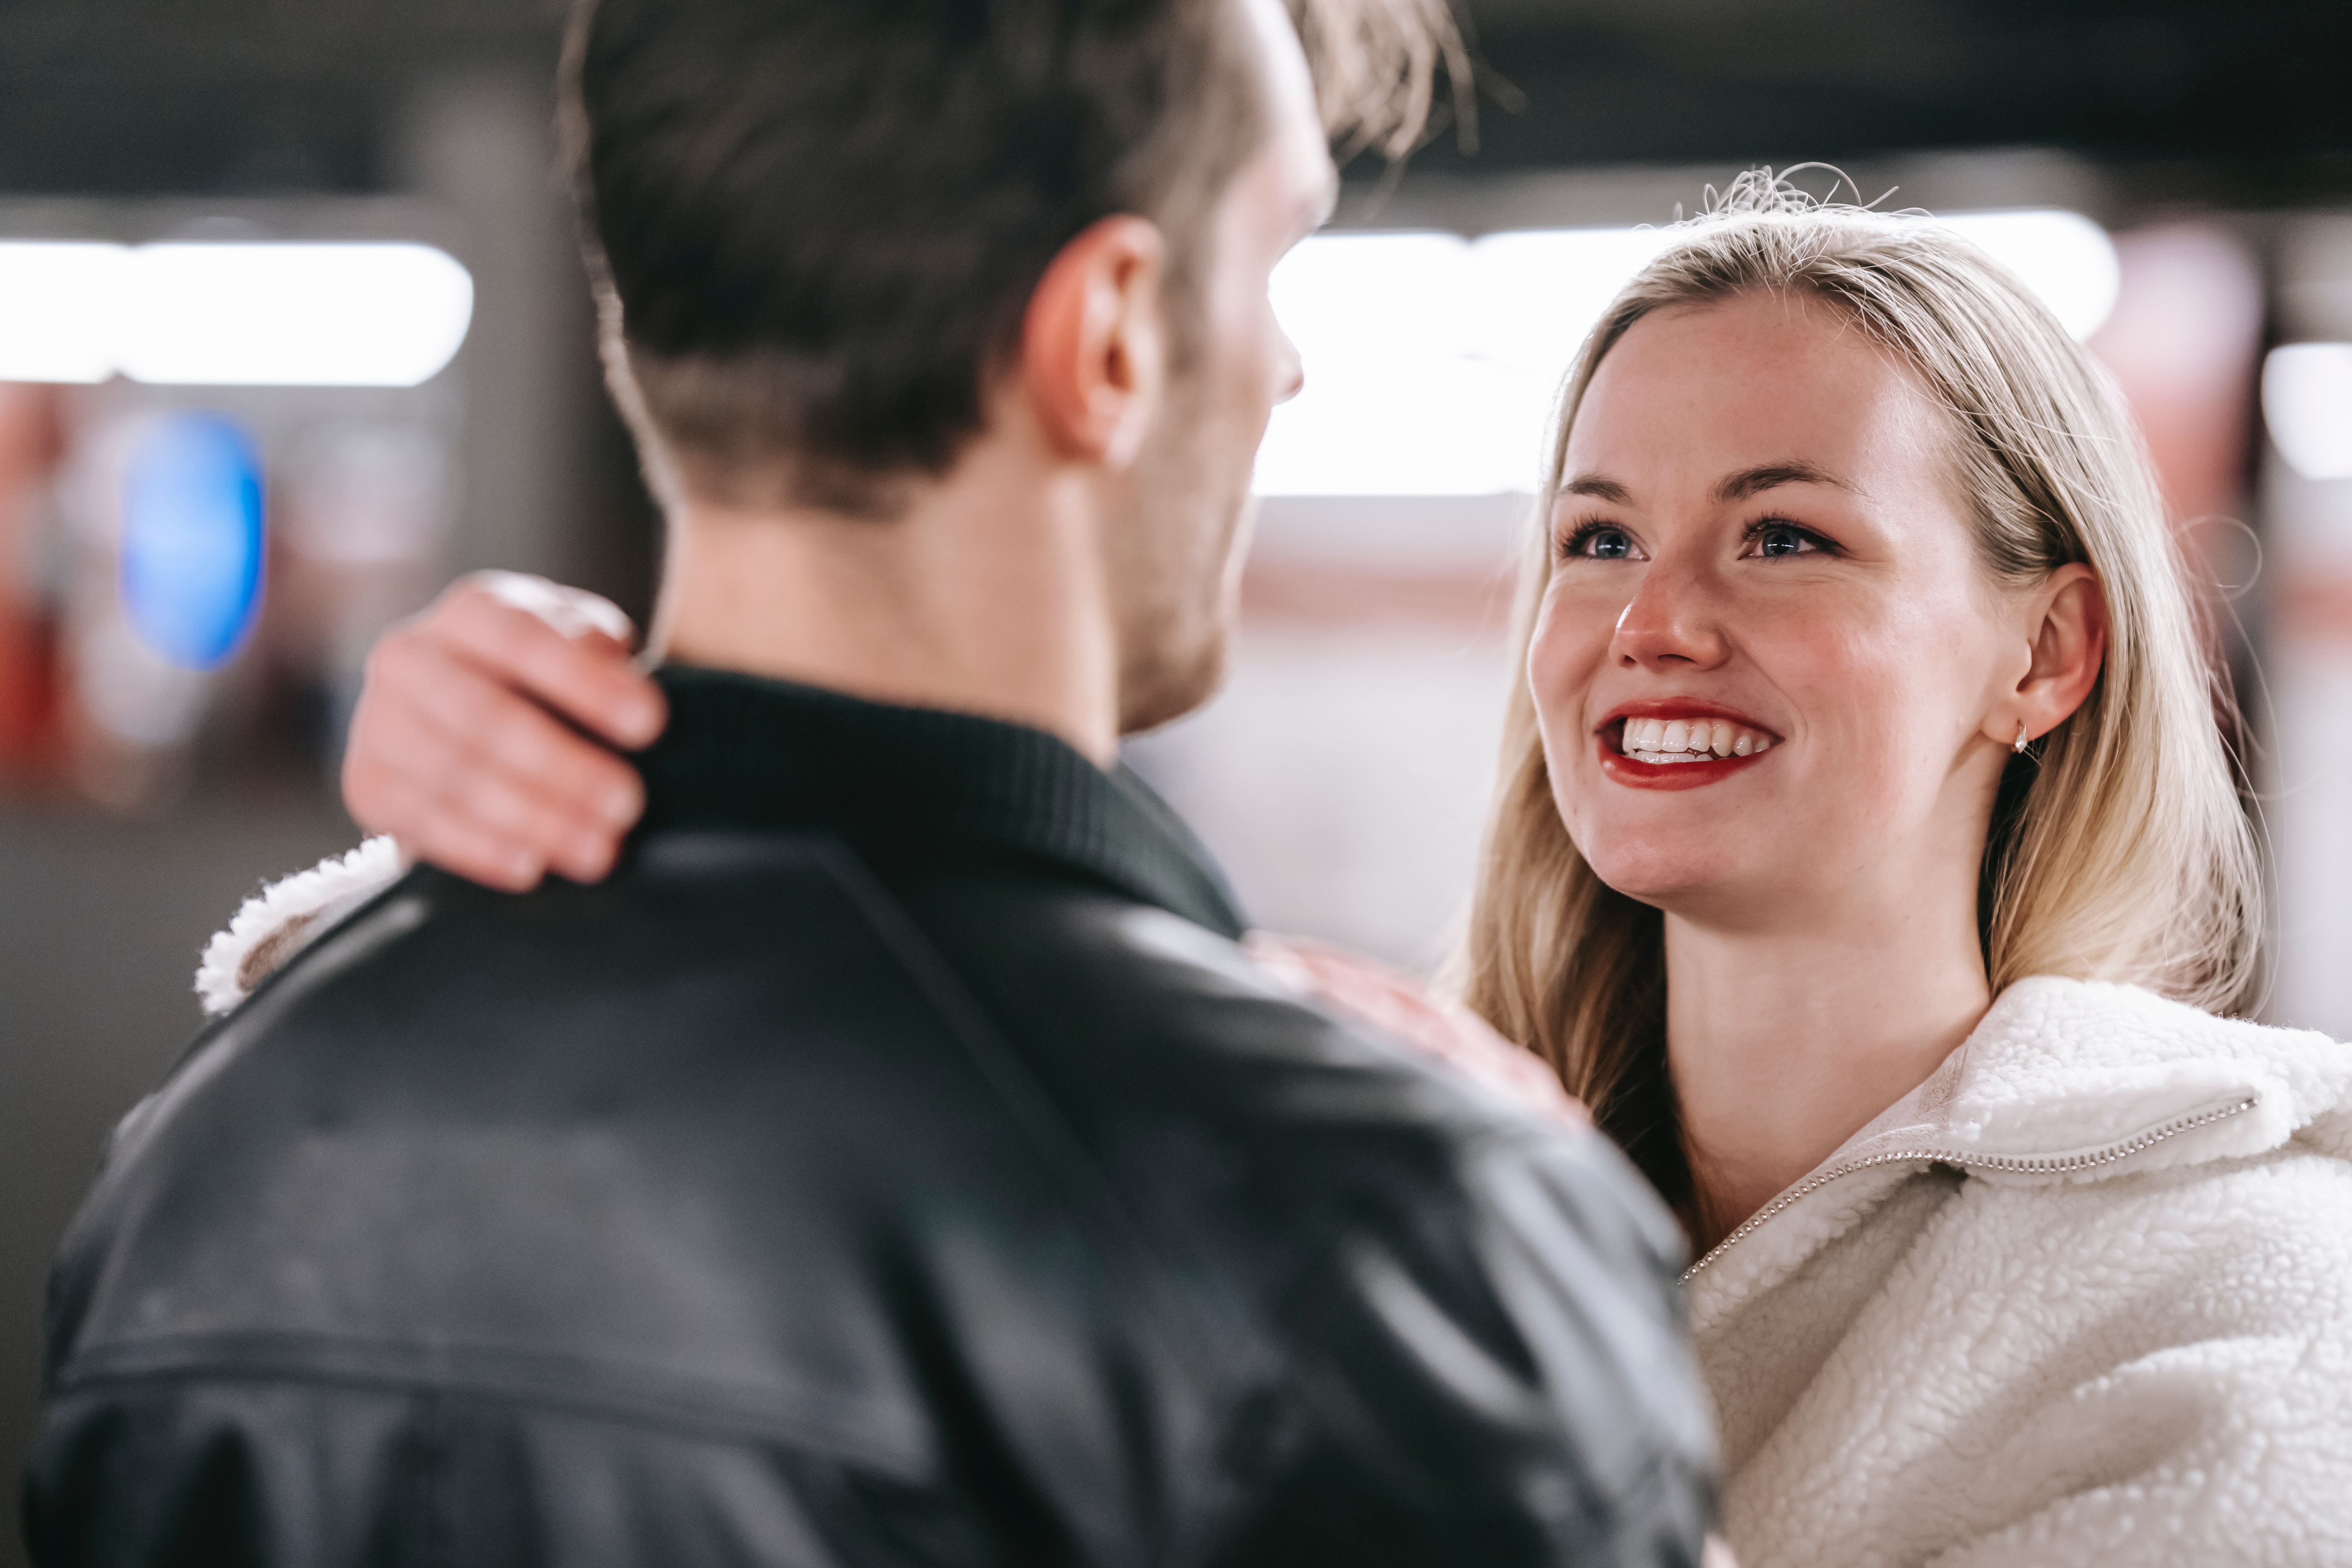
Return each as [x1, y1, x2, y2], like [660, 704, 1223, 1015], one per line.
[1619, 715, 1777, 763]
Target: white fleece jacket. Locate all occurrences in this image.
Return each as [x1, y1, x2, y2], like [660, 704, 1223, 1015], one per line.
[1692, 975, 2352, 1568]
[199, 867, 2352, 1565]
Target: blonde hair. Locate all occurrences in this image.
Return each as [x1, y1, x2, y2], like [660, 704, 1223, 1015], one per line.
[1455, 173, 2262, 1206]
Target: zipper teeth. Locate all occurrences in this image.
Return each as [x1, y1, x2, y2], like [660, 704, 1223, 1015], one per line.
[1681, 1093, 2259, 1285]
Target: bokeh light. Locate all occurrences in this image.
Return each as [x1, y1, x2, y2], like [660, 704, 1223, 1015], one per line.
[2264, 342, 2352, 481]
[120, 413, 266, 670]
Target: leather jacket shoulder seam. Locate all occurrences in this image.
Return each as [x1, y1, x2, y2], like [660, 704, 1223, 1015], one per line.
[47, 1330, 931, 1476]
[806, 842, 1227, 1343]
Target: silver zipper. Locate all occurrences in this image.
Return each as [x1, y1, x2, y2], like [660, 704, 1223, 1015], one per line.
[1681, 1093, 2260, 1284]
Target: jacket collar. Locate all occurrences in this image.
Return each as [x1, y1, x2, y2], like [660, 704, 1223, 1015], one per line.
[1685, 976, 2352, 1328]
[1833, 976, 2351, 1179]
[632, 664, 1248, 940]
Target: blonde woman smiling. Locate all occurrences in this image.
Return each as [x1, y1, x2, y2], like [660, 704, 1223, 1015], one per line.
[209, 181, 2352, 1565]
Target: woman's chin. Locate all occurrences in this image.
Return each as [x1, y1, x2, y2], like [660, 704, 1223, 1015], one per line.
[1579, 840, 1755, 909]
[1562, 780, 1796, 909]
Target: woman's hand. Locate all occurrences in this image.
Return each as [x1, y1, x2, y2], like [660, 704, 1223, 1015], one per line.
[343, 572, 668, 891]
[1246, 933, 1589, 1125]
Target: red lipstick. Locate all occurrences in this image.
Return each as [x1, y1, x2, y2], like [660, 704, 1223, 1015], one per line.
[1595, 700, 1781, 792]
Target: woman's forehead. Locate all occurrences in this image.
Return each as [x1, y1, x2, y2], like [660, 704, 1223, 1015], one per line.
[1565, 297, 1947, 498]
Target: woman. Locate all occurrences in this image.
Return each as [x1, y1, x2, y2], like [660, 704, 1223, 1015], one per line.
[209, 180, 2352, 1564]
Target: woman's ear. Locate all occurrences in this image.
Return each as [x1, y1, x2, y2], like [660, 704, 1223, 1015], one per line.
[1999, 563, 2108, 746]
[1019, 216, 1167, 470]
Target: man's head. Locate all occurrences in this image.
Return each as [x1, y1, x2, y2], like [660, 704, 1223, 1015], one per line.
[564, 0, 1457, 733]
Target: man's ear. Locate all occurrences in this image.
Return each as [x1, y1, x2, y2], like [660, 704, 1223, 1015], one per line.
[1995, 563, 2109, 747]
[1020, 216, 1167, 470]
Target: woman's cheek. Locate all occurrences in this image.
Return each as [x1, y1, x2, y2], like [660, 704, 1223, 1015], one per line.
[1526, 591, 1615, 839]
[1527, 584, 1608, 706]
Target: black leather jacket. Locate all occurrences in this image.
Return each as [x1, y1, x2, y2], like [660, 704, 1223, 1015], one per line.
[27, 667, 1717, 1566]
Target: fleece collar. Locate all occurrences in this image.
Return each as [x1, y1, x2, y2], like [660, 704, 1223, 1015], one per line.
[196, 837, 407, 1016]
[1685, 976, 2352, 1331]
[1839, 976, 2352, 1178]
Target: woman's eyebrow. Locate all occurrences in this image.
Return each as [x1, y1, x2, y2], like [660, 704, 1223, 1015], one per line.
[1559, 474, 1635, 505]
[1713, 461, 1856, 503]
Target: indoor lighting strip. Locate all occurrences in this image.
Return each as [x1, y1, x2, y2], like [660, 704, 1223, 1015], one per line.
[1255, 210, 2122, 498]
[0, 241, 474, 388]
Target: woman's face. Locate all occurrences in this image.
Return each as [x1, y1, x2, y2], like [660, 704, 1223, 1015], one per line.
[1530, 291, 2029, 931]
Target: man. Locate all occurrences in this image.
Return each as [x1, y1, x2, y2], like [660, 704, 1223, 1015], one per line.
[25, 0, 1719, 1559]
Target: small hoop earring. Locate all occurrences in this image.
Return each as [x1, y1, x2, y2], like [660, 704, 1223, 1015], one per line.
[2014, 722, 2031, 754]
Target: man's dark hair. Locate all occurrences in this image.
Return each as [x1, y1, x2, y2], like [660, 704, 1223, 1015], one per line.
[561, 0, 1462, 515]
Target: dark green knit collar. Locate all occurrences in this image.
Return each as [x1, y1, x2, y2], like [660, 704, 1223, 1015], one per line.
[632, 665, 1247, 940]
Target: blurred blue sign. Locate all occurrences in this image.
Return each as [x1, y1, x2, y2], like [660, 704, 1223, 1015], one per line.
[120, 412, 265, 670]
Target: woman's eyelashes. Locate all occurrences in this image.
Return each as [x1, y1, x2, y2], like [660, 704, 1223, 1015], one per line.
[1558, 519, 1642, 561]
[1739, 517, 1840, 559]
[1555, 515, 1845, 563]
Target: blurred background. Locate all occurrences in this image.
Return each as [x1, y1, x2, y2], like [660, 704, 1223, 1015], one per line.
[5, 0, 2352, 1546]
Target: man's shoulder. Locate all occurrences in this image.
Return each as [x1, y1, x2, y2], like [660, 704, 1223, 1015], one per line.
[884, 859, 1688, 1294]
[63, 829, 1123, 1315]
[143, 827, 1663, 1302]
[887, 859, 1540, 1147]
[50, 829, 1252, 1469]
[216, 828, 954, 1080]
[167, 826, 1667, 1326]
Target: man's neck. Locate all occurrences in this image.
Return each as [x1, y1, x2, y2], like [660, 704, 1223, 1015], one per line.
[650, 437, 1123, 766]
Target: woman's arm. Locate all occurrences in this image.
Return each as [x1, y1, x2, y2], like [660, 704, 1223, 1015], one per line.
[341, 593, 1584, 1113]
[246, 581, 1590, 1119]
[343, 572, 665, 889]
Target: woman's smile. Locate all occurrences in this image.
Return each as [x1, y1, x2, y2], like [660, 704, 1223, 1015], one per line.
[1599, 701, 1780, 791]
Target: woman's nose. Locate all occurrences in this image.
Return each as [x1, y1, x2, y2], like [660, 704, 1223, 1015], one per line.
[1610, 563, 1730, 670]
[1274, 322, 1305, 405]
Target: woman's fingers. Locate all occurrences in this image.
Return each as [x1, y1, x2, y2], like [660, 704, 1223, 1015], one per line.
[391, 634, 644, 826]
[432, 573, 667, 750]
[353, 639, 639, 845]
[362, 773, 547, 893]
[1245, 933, 1590, 1124]
[354, 686, 631, 886]
[473, 569, 635, 644]
[346, 608, 650, 886]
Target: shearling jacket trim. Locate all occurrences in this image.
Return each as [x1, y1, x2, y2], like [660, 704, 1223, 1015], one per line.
[1692, 976, 2352, 1567]
[195, 837, 404, 1015]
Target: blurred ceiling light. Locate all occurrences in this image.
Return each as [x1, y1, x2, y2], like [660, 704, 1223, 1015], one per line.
[1935, 210, 2122, 341]
[0, 243, 131, 382]
[1256, 233, 1496, 497]
[2263, 343, 2352, 481]
[0, 241, 472, 387]
[1258, 209, 2118, 498]
[121, 244, 473, 387]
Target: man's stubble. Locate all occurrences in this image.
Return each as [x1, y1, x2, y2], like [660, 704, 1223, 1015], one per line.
[1109, 353, 1263, 738]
